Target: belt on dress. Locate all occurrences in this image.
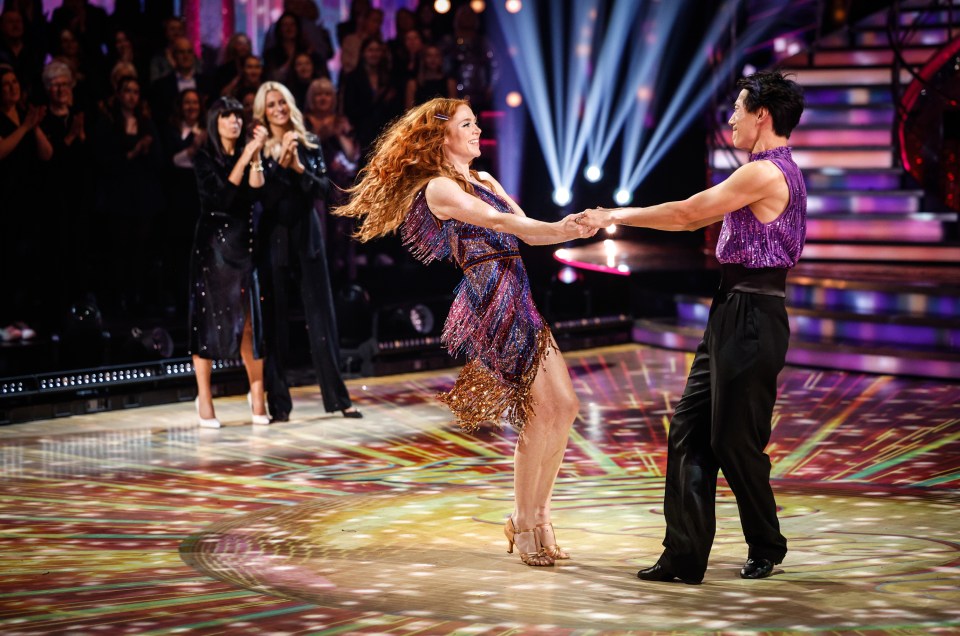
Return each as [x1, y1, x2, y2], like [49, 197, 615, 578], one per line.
[462, 250, 521, 271]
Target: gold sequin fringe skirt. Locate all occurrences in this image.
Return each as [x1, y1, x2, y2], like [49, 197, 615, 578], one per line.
[437, 326, 556, 434]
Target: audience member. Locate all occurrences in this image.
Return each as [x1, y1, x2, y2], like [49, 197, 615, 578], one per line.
[149, 35, 210, 126]
[92, 75, 164, 315]
[188, 96, 269, 428]
[40, 60, 93, 325]
[161, 88, 206, 311]
[148, 16, 185, 83]
[253, 81, 361, 421]
[405, 43, 455, 110]
[441, 5, 495, 112]
[339, 37, 397, 161]
[0, 9, 43, 95]
[262, 11, 327, 84]
[339, 7, 383, 75]
[336, 0, 370, 47]
[0, 66, 52, 332]
[212, 32, 251, 97]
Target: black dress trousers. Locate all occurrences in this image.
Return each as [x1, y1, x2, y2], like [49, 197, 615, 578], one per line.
[658, 266, 790, 580]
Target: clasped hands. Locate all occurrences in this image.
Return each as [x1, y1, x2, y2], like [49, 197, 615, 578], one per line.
[570, 208, 615, 230]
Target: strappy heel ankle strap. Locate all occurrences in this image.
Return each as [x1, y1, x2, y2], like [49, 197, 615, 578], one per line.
[536, 522, 570, 560]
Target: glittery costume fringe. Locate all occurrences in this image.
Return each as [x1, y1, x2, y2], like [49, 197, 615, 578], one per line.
[437, 326, 555, 433]
[400, 189, 451, 265]
[401, 184, 556, 433]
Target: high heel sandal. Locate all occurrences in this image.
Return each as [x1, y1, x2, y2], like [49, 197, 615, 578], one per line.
[536, 522, 570, 560]
[195, 398, 221, 429]
[503, 517, 554, 567]
[247, 393, 271, 425]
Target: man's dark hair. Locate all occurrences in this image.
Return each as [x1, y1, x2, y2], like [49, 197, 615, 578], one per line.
[737, 70, 804, 138]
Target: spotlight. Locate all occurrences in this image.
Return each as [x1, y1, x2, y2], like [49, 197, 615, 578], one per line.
[605, 225, 617, 235]
[557, 266, 581, 284]
[434, 0, 451, 14]
[584, 165, 602, 182]
[505, 0, 522, 14]
[407, 304, 435, 335]
[470, 0, 486, 11]
[505, 90, 523, 107]
[614, 188, 632, 205]
[552, 187, 572, 206]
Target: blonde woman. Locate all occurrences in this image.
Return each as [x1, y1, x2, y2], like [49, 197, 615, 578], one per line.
[336, 98, 595, 566]
[252, 81, 360, 422]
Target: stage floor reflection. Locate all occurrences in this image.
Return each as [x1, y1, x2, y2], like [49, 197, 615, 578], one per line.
[1, 344, 958, 635]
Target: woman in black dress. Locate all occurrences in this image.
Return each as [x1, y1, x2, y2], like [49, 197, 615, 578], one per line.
[189, 96, 269, 428]
[252, 81, 360, 421]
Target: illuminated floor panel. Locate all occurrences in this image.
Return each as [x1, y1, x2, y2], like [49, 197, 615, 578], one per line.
[0, 344, 958, 635]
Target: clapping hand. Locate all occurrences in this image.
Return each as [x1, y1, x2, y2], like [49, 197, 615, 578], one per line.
[278, 130, 305, 173]
[23, 104, 46, 130]
[245, 124, 267, 156]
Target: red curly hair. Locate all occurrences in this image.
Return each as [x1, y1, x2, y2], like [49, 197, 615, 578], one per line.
[334, 98, 492, 242]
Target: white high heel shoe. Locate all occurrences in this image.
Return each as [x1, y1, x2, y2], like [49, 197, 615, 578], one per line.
[248, 393, 271, 425]
[195, 398, 221, 428]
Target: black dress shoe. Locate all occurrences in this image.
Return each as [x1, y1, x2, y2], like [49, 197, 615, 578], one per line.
[341, 408, 363, 419]
[740, 558, 774, 579]
[271, 411, 290, 423]
[637, 563, 701, 585]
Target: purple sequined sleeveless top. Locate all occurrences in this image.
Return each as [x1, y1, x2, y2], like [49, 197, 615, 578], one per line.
[715, 146, 806, 269]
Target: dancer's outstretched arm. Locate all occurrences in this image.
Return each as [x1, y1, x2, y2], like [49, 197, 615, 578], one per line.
[426, 176, 596, 245]
[575, 159, 785, 231]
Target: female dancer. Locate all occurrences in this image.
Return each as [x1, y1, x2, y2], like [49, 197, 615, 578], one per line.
[252, 81, 360, 421]
[336, 98, 594, 566]
[189, 96, 269, 428]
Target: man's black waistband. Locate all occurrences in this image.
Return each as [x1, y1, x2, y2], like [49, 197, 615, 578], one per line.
[719, 263, 788, 298]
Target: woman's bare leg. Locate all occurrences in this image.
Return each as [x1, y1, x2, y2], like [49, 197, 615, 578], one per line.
[240, 318, 267, 416]
[193, 355, 216, 420]
[512, 342, 579, 557]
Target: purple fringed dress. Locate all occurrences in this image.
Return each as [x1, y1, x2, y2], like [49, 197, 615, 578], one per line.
[401, 181, 554, 432]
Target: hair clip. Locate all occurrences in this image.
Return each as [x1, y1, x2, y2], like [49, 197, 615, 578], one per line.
[433, 113, 449, 121]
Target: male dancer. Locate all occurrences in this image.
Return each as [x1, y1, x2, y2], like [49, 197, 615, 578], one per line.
[576, 70, 805, 583]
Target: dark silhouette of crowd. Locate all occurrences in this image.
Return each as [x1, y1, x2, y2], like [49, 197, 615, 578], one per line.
[0, 0, 496, 353]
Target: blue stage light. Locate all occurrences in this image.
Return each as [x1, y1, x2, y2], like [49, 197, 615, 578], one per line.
[584, 165, 603, 182]
[553, 187, 572, 206]
[614, 188, 632, 205]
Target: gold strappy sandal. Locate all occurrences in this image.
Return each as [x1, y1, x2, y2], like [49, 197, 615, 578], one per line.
[536, 522, 570, 560]
[504, 517, 554, 566]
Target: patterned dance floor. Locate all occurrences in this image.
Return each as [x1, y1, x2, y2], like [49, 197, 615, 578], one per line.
[0, 344, 958, 635]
